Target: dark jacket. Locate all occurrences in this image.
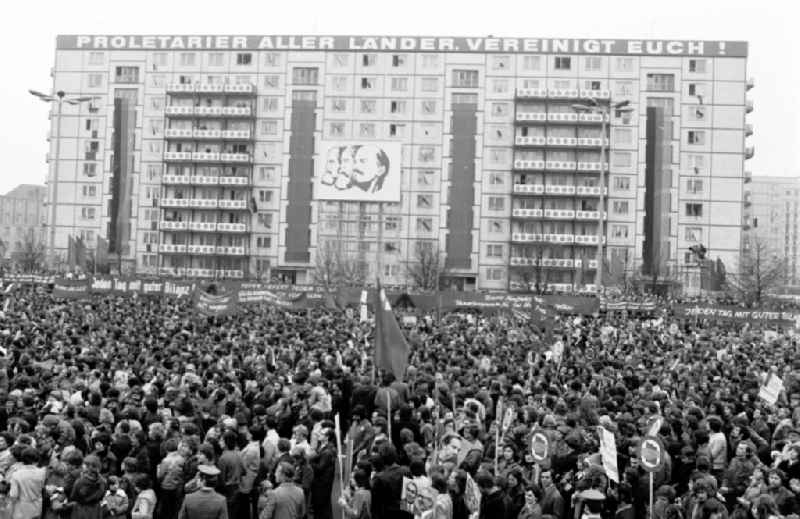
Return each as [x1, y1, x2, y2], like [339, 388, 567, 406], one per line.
[370, 464, 412, 519]
[479, 489, 508, 519]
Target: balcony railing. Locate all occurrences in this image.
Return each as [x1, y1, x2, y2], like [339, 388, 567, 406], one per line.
[192, 152, 220, 162]
[513, 184, 545, 195]
[577, 162, 607, 172]
[160, 198, 191, 208]
[216, 269, 244, 278]
[579, 89, 611, 100]
[516, 112, 547, 122]
[545, 161, 577, 171]
[516, 88, 549, 99]
[509, 257, 576, 268]
[190, 199, 220, 209]
[574, 235, 605, 245]
[224, 84, 256, 94]
[746, 77, 754, 90]
[745, 146, 755, 159]
[196, 84, 225, 93]
[543, 209, 576, 219]
[162, 174, 192, 185]
[163, 151, 192, 161]
[221, 129, 251, 139]
[575, 259, 599, 269]
[577, 137, 607, 147]
[164, 128, 193, 138]
[219, 176, 250, 186]
[221, 106, 252, 117]
[194, 106, 224, 117]
[188, 222, 217, 232]
[192, 175, 219, 185]
[546, 136, 578, 146]
[166, 83, 195, 93]
[513, 159, 545, 170]
[744, 170, 752, 183]
[511, 232, 543, 243]
[548, 89, 580, 99]
[578, 113, 608, 124]
[220, 153, 251, 162]
[515, 136, 547, 146]
[548, 113, 579, 123]
[164, 106, 194, 116]
[159, 221, 189, 231]
[576, 186, 606, 196]
[187, 244, 217, 255]
[543, 233, 575, 244]
[575, 210, 601, 220]
[545, 185, 576, 195]
[744, 124, 753, 137]
[160, 243, 188, 253]
[511, 208, 543, 218]
[218, 199, 248, 210]
[745, 99, 754, 113]
[511, 233, 576, 244]
[216, 222, 248, 233]
[193, 129, 223, 139]
[216, 245, 247, 255]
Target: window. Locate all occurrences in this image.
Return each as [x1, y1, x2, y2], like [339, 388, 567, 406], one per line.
[615, 57, 633, 72]
[421, 100, 436, 114]
[585, 80, 602, 91]
[88, 74, 104, 88]
[292, 67, 319, 85]
[179, 53, 196, 66]
[687, 131, 706, 145]
[486, 268, 505, 281]
[522, 55, 541, 70]
[147, 141, 162, 154]
[522, 79, 541, 89]
[258, 166, 276, 182]
[361, 77, 375, 89]
[261, 52, 280, 67]
[612, 225, 628, 238]
[492, 79, 509, 94]
[615, 81, 633, 97]
[256, 236, 272, 249]
[685, 203, 703, 217]
[390, 100, 407, 114]
[152, 52, 168, 67]
[388, 123, 405, 137]
[554, 56, 572, 70]
[690, 106, 707, 120]
[331, 98, 347, 112]
[262, 97, 279, 112]
[452, 69, 479, 87]
[421, 77, 438, 92]
[417, 170, 435, 186]
[391, 77, 409, 91]
[688, 59, 706, 73]
[208, 53, 224, 66]
[392, 54, 406, 67]
[385, 216, 400, 231]
[360, 100, 376, 113]
[81, 207, 96, 220]
[491, 56, 510, 70]
[416, 194, 433, 209]
[359, 123, 375, 138]
[416, 217, 433, 232]
[685, 226, 702, 242]
[615, 108, 632, 125]
[689, 154, 706, 172]
[613, 176, 631, 190]
[612, 201, 629, 214]
[488, 172, 504, 185]
[81, 185, 97, 197]
[418, 147, 435, 163]
[487, 244, 503, 257]
[263, 75, 280, 88]
[257, 213, 273, 229]
[584, 57, 602, 71]
[256, 190, 273, 203]
[331, 76, 347, 92]
[688, 83, 706, 97]
[147, 164, 160, 180]
[422, 55, 439, 68]
[686, 179, 704, 194]
[362, 54, 377, 66]
[489, 149, 508, 164]
[329, 122, 345, 137]
[491, 103, 509, 117]
[613, 128, 633, 145]
[149, 96, 164, 111]
[235, 53, 252, 65]
[612, 152, 632, 168]
[332, 53, 348, 67]
[488, 196, 505, 211]
[88, 52, 104, 65]
[260, 121, 278, 135]
[646, 73, 675, 91]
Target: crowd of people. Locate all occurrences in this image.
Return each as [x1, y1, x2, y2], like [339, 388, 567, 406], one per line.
[0, 283, 798, 519]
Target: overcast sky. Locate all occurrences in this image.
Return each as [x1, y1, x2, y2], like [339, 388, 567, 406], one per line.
[0, 0, 794, 195]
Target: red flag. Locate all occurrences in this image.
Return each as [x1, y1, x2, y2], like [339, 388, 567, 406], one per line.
[374, 279, 410, 380]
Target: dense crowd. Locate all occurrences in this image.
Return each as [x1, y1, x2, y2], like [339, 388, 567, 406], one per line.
[0, 284, 799, 519]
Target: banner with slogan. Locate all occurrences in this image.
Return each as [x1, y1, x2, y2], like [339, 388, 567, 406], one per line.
[194, 291, 238, 317]
[52, 278, 91, 299]
[674, 305, 799, 325]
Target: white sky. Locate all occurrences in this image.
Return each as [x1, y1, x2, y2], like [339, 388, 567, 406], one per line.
[0, 0, 794, 194]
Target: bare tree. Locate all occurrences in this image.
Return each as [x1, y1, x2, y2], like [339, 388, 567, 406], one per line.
[13, 230, 46, 273]
[727, 235, 787, 304]
[406, 243, 445, 291]
[517, 245, 545, 294]
[312, 243, 367, 293]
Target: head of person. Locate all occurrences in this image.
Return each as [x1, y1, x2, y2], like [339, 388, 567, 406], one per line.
[442, 433, 462, 460]
[540, 470, 554, 488]
[352, 145, 390, 191]
[766, 469, 785, 489]
[275, 462, 295, 485]
[82, 454, 102, 476]
[322, 148, 340, 185]
[335, 146, 356, 189]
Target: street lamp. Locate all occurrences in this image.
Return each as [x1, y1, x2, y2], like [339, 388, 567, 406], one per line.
[29, 89, 97, 267]
[572, 98, 634, 291]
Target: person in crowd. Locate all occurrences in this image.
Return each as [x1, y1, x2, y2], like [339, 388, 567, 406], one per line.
[259, 462, 305, 519]
[177, 465, 227, 519]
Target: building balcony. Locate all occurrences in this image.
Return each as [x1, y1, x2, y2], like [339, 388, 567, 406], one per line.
[577, 112, 608, 124]
[194, 106, 224, 117]
[745, 123, 753, 137]
[160, 198, 191, 208]
[548, 89, 580, 99]
[218, 199, 248, 210]
[164, 128, 193, 139]
[576, 185, 606, 196]
[164, 151, 193, 161]
[162, 174, 192, 185]
[192, 151, 221, 162]
[579, 89, 611, 100]
[512, 208, 543, 218]
[216, 245, 247, 255]
[159, 221, 189, 231]
[745, 146, 755, 159]
[509, 257, 575, 268]
[164, 106, 194, 116]
[515, 136, 547, 146]
[577, 137, 608, 147]
[221, 106, 253, 117]
[160, 243, 188, 253]
[166, 83, 195, 94]
[193, 129, 223, 139]
[516, 88, 549, 99]
[220, 152, 251, 162]
[511, 232, 575, 244]
[219, 176, 250, 186]
[513, 159, 546, 170]
[746, 99, 754, 113]
[196, 83, 225, 93]
[217, 269, 244, 278]
[544, 233, 576, 244]
[216, 222, 248, 233]
[516, 112, 547, 122]
[221, 129, 252, 139]
[188, 222, 217, 232]
[513, 184, 545, 195]
[547, 112, 579, 123]
[545, 185, 576, 195]
[543, 209, 576, 219]
[547, 283, 573, 292]
[224, 84, 256, 94]
[574, 234, 605, 245]
[746, 77, 754, 90]
[545, 160, 578, 171]
[577, 161, 608, 172]
[575, 210, 601, 220]
[192, 175, 220, 185]
[575, 259, 599, 269]
[187, 244, 217, 255]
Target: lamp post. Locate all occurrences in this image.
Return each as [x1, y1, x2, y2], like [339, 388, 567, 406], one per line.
[572, 98, 633, 291]
[29, 90, 97, 267]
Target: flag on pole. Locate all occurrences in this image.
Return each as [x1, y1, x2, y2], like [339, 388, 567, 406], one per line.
[95, 236, 110, 272]
[74, 237, 88, 271]
[374, 278, 410, 380]
[359, 289, 368, 322]
[599, 426, 619, 483]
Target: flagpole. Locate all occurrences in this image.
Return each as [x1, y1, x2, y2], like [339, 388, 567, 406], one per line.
[494, 398, 502, 475]
[386, 391, 392, 440]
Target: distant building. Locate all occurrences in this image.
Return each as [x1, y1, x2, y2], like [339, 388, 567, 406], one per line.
[0, 184, 46, 258]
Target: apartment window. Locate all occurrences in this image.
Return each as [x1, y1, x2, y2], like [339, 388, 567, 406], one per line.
[360, 100, 376, 113]
[612, 201, 629, 215]
[388, 123, 405, 137]
[235, 53, 252, 65]
[256, 236, 271, 249]
[416, 217, 433, 232]
[149, 96, 164, 111]
[392, 54, 407, 67]
[263, 75, 279, 88]
[691, 106, 707, 120]
[257, 190, 272, 203]
[488, 172, 504, 186]
[688, 83, 707, 97]
[258, 166, 276, 182]
[416, 194, 433, 209]
[612, 225, 629, 238]
[179, 53, 196, 66]
[612, 152, 633, 168]
[417, 170, 434, 186]
[685, 203, 703, 217]
[257, 213, 273, 229]
[688, 59, 707, 73]
[262, 97, 279, 112]
[418, 147, 435, 163]
[615, 81, 633, 97]
[685, 227, 702, 242]
[615, 108, 633, 125]
[390, 100, 407, 114]
[330, 76, 348, 92]
[584, 57, 602, 71]
[359, 123, 376, 138]
[385, 216, 400, 231]
[81, 207, 96, 220]
[522, 79, 541, 90]
[391, 77, 409, 91]
[361, 77, 376, 89]
[687, 131, 706, 145]
[615, 57, 634, 71]
[686, 179, 704, 194]
[646, 73, 675, 91]
[492, 79, 510, 94]
[258, 53, 278, 67]
[522, 55, 541, 70]
[489, 220, 505, 233]
[554, 56, 572, 70]
[613, 176, 631, 190]
[486, 268, 505, 281]
[491, 56, 510, 70]
[147, 141, 162, 154]
[80, 230, 95, 243]
[555, 79, 571, 89]
[81, 185, 97, 197]
[152, 52, 168, 67]
[488, 196, 505, 211]
[487, 244, 503, 257]
[260, 120, 278, 136]
[421, 77, 438, 92]
[613, 128, 633, 145]
[489, 149, 508, 164]
[292, 67, 319, 85]
[452, 69, 479, 88]
[88, 74, 104, 88]
[421, 100, 437, 114]
[332, 53, 349, 67]
[146, 164, 160, 180]
[422, 55, 439, 68]
[585, 80, 602, 91]
[88, 51, 104, 65]
[208, 53, 224, 66]
[329, 122, 345, 137]
[491, 103, 509, 117]
[331, 98, 347, 112]
[362, 54, 377, 66]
